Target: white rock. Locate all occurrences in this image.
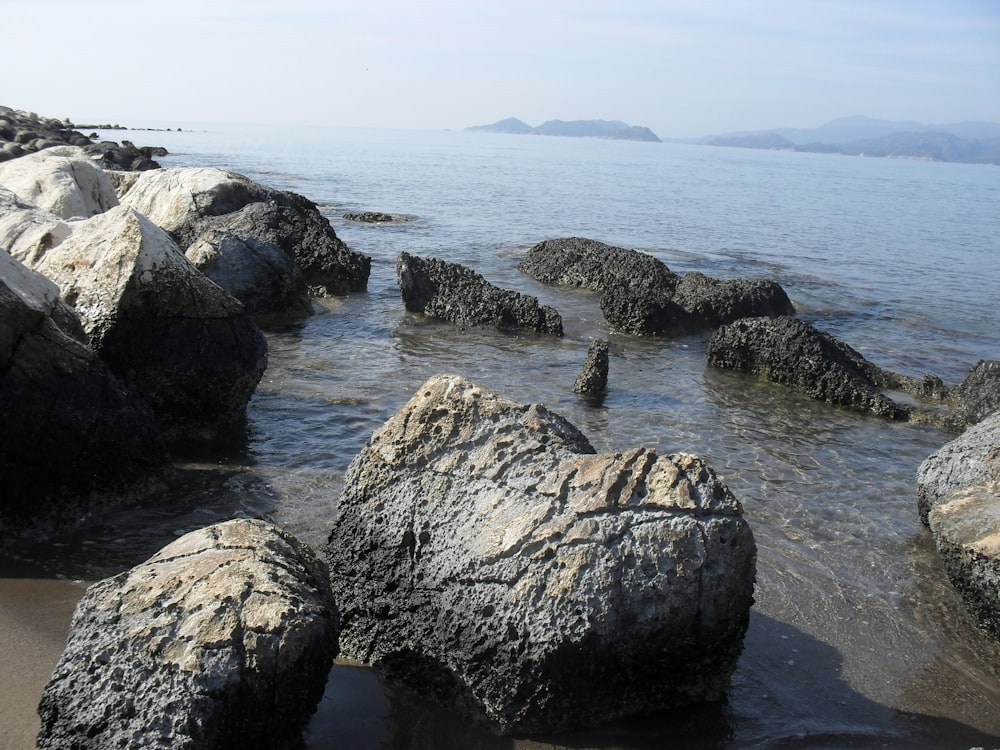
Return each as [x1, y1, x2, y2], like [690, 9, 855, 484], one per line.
[0, 145, 119, 219]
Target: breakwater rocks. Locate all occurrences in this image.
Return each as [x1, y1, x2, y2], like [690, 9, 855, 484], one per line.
[324, 374, 756, 734]
[521, 236, 794, 335]
[0, 250, 169, 532]
[397, 251, 564, 335]
[0, 105, 163, 170]
[37, 519, 339, 750]
[121, 167, 371, 303]
[917, 411, 1000, 641]
[0, 111, 371, 534]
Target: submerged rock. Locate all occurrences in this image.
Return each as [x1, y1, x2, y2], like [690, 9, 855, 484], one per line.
[31, 205, 268, 445]
[324, 374, 756, 734]
[918, 412, 1000, 641]
[0, 250, 167, 534]
[38, 519, 339, 750]
[706, 316, 906, 419]
[397, 251, 564, 336]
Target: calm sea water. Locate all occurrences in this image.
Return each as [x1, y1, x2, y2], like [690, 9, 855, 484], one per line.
[11, 125, 1000, 748]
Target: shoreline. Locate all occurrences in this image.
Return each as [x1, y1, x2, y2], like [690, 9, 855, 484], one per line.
[0, 576, 85, 750]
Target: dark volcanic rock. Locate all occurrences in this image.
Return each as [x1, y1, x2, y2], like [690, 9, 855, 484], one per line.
[950, 360, 1000, 427]
[521, 236, 794, 336]
[0, 250, 168, 534]
[671, 271, 795, 327]
[324, 374, 756, 734]
[706, 316, 905, 419]
[520, 236, 679, 293]
[600, 284, 695, 336]
[38, 519, 339, 750]
[574, 338, 609, 396]
[397, 251, 563, 336]
[0, 105, 163, 170]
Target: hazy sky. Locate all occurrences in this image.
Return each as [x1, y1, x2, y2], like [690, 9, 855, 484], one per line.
[4, 0, 999, 138]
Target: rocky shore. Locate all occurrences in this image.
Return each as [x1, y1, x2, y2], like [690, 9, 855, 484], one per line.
[2, 104, 998, 747]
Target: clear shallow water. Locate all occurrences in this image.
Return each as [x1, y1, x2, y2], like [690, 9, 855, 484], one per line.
[6, 125, 1000, 748]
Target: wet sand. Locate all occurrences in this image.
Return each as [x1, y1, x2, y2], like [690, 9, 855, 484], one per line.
[0, 576, 85, 750]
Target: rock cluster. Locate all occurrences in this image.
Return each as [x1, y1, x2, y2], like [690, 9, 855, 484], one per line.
[397, 251, 563, 335]
[38, 519, 339, 750]
[324, 374, 756, 734]
[0, 105, 162, 170]
[917, 412, 1000, 640]
[120, 167, 371, 312]
[0, 111, 372, 532]
[521, 236, 794, 335]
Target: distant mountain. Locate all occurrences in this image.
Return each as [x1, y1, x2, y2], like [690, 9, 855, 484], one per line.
[467, 117, 533, 135]
[703, 116, 1000, 165]
[467, 117, 661, 143]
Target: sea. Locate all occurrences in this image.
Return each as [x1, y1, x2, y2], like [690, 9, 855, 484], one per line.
[9, 124, 1000, 748]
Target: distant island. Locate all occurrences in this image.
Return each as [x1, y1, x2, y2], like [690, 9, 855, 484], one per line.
[467, 117, 661, 143]
[698, 116, 1000, 165]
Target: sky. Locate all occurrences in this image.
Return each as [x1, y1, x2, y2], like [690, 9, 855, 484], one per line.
[3, 0, 999, 138]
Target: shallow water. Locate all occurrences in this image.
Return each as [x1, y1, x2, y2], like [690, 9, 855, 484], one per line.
[3, 125, 999, 748]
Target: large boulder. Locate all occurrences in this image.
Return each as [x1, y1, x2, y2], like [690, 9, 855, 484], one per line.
[120, 166, 370, 300]
[185, 225, 312, 319]
[917, 411, 1000, 524]
[0, 144, 119, 219]
[519, 236, 679, 293]
[38, 519, 339, 750]
[324, 374, 756, 734]
[397, 251, 564, 336]
[0, 186, 73, 266]
[706, 316, 906, 419]
[0, 250, 167, 534]
[30, 205, 268, 445]
[917, 413, 1000, 641]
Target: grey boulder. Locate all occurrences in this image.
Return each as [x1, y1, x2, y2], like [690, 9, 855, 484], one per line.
[918, 412, 1000, 641]
[31, 205, 267, 445]
[397, 251, 563, 336]
[0, 249, 167, 534]
[120, 166, 370, 307]
[0, 144, 119, 219]
[38, 519, 339, 749]
[324, 374, 756, 734]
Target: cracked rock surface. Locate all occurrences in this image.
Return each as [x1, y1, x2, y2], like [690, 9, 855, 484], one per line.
[324, 373, 756, 734]
[38, 519, 339, 750]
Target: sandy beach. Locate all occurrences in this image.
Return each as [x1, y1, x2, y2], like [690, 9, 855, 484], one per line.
[0, 576, 85, 750]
